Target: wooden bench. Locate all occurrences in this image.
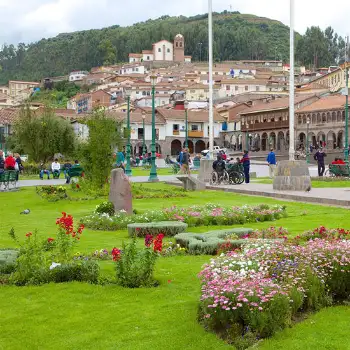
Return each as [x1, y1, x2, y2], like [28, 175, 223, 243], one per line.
[0, 170, 18, 190]
[67, 166, 84, 181]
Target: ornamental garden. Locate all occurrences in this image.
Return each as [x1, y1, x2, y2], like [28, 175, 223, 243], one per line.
[1, 183, 350, 350]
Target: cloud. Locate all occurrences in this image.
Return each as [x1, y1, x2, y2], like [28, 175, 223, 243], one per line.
[0, 0, 349, 46]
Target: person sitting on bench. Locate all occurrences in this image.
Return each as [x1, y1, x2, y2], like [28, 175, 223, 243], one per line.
[51, 158, 61, 178]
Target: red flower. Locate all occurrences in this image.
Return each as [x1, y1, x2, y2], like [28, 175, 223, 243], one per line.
[76, 184, 80, 189]
[153, 233, 165, 252]
[56, 212, 74, 234]
[77, 224, 85, 234]
[25, 232, 32, 237]
[136, 228, 140, 231]
[112, 247, 121, 261]
[47, 237, 54, 243]
[167, 279, 172, 283]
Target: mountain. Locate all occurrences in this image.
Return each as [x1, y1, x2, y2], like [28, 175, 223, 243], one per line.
[0, 11, 295, 84]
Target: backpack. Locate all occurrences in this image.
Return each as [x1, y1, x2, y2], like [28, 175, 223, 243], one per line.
[182, 152, 188, 164]
[216, 161, 225, 172]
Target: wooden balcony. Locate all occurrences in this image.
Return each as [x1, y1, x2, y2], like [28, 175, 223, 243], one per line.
[241, 120, 289, 132]
[173, 130, 180, 136]
[188, 131, 204, 138]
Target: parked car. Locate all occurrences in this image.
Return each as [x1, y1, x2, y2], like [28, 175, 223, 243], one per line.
[201, 146, 227, 156]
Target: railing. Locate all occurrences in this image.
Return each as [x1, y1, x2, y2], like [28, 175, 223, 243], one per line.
[173, 130, 180, 135]
[188, 131, 204, 138]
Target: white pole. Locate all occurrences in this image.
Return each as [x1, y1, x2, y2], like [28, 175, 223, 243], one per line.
[289, 0, 295, 161]
[208, 0, 214, 159]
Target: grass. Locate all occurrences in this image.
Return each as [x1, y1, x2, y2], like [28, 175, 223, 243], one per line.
[254, 178, 350, 188]
[0, 184, 349, 349]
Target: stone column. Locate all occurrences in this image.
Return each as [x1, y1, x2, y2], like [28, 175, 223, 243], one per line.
[109, 169, 133, 214]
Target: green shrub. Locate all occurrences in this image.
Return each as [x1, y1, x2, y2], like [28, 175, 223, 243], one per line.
[36, 185, 68, 202]
[0, 249, 18, 274]
[127, 221, 188, 237]
[94, 201, 115, 216]
[174, 228, 253, 255]
[49, 260, 99, 283]
[115, 237, 159, 288]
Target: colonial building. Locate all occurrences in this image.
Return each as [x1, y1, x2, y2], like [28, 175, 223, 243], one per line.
[129, 34, 192, 64]
[67, 90, 113, 113]
[239, 94, 319, 152]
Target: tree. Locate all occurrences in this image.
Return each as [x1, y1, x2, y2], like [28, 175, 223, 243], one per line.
[8, 106, 76, 163]
[78, 109, 122, 188]
[98, 39, 117, 66]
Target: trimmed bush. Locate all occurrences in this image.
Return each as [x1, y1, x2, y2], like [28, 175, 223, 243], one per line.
[174, 228, 253, 255]
[128, 221, 188, 237]
[0, 249, 18, 274]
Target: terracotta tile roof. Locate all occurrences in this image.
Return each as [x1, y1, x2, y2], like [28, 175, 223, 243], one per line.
[220, 78, 269, 85]
[106, 111, 166, 125]
[239, 94, 317, 115]
[296, 95, 345, 113]
[156, 108, 224, 122]
[0, 108, 19, 124]
[142, 50, 153, 54]
[228, 103, 251, 122]
[128, 53, 142, 58]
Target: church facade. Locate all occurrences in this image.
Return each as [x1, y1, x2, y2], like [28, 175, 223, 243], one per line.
[128, 34, 192, 64]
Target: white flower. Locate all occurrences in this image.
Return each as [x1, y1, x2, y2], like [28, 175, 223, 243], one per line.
[50, 262, 61, 270]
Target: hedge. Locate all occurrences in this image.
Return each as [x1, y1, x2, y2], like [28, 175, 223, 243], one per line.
[127, 221, 188, 237]
[0, 249, 18, 274]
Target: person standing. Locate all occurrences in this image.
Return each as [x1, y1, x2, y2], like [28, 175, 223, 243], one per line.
[240, 150, 250, 184]
[267, 148, 277, 178]
[180, 148, 190, 175]
[0, 150, 5, 174]
[314, 148, 327, 176]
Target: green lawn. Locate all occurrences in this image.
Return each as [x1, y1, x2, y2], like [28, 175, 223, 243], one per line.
[0, 184, 349, 350]
[254, 178, 350, 188]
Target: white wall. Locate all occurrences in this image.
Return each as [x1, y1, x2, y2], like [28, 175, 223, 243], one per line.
[153, 41, 173, 61]
[120, 66, 145, 75]
[142, 53, 154, 61]
[129, 123, 166, 141]
[129, 57, 141, 63]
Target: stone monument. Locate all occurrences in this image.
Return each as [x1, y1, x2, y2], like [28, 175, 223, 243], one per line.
[176, 175, 206, 191]
[198, 159, 214, 183]
[273, 160, 311, 191]
[109, 168, 133, 214]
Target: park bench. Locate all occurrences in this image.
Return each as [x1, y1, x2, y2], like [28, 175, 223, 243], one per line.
[0, 170, 18, 190]
[67, 166, 84, 181]
[327, 164, 350, 177]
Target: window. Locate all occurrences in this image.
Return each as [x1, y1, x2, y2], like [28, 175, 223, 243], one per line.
[245, 86, 248, 91]
[235, 86, 238, 91]
[132, 68, 135, 72]
[136, 91, 139, 94]
[138, 128, 144, 139]
[142, 91, 146, 96]
[226, 85, 230, 91]
[167, 48, 170, 53]
[191, 125, 199, 131]
[176, 42, 179, 47]
[162, 101, 165, 104]
[256, 86, 260, 91]
[158, 48, 161, 52]
[136, 68, 139, 72]
[234, 122, 237, 131]
[180, 42, 183, 47]
[190, 90, 195, 93]
[147, 56, 150, 60]
[147, 91, 150, 96]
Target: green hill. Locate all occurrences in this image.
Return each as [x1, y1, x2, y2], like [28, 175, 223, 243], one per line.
[0, 11, 294, 84]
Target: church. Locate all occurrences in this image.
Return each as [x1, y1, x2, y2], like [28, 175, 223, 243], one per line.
[128, 34, 192, 64]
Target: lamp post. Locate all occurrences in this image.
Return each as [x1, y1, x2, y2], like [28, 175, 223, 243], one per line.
[246, 123, 249, 150]
[306, 117, 310, 164]
[142, 112, 146, 165]
[125, 88, 132, 177]
[148, 75, 159, 182]
[289, 0, 295, 161]
[198, 42, 203, 62]
[344, 36, 349, 165]
[208, 0, 214, 159]
[184, 100, 189, 148]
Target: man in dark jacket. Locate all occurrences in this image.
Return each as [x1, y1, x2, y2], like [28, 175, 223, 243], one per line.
[240, 150, 250, 183]
[314, 148, 327, 176]
[213, 154, 226, 175]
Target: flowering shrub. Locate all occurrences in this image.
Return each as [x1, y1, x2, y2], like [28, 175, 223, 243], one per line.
[94, 201, 115, 216]
[115, 234, 165, 288]
[198, 239, 350, 347]
[161, 241, 187, 256]
[7, 213, 99, 286]
[81, 204, 287, 231]
[36, 185, 67, 202]
[294, 226, 350, 243]
[243, 226, 289, 240]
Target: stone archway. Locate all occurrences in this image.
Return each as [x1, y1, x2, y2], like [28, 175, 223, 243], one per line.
[252, 134, 261, 152]
[277, 131, 285, 151]
[156, 143, 162, 154]
[298, 132, 306, 150]
[195, 140, 206, 154]
[308, 132, 317, 147]
[337, 131, 344, 149]
[327, 131, 337, 149]
[317, 132, 326, 148]
[184, 140, 194, 154]
[171, 139, 182, 156]
[269, 132, 276, 150]
[262, 133, 268, 151]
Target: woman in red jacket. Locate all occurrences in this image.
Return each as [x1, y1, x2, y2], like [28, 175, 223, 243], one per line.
[5, 152, 16, 170]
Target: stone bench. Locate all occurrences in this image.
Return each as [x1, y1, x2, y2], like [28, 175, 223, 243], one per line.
[176, 175, 206, 191]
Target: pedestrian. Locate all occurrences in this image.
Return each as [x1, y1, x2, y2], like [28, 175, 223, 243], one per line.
[267, 148, 277, 178]
[63, 160, 72, 180]
[240, 150, 250, 183]
[5, 152, 16, 170]
[180, 148, 190, 175]
[0, 150, 4, 174]
[314, 148, 327, 176]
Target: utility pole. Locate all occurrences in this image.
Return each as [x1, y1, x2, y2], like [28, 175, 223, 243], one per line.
[289, 0, 295, 161]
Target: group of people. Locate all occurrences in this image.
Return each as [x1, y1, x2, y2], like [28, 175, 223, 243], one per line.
[0, 151, 24, 180]
[39, 159, 81, 184]
[212, 150, 251, 184]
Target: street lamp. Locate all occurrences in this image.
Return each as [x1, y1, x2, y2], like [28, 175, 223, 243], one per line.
[344, 36, 349, 165]
[184, 100, 189, 148]
[142, 112, 146, 165]
[125, 87, 132, 177]
[148, 75, 159, 182]
[306, 117, 310, 164]
[198, 42, 203, 62]
[246, 123, 249, 150]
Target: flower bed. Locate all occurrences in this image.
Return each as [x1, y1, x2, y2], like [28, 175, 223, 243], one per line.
[294, 226, 350, 243]
[81, 204, 287, 231]
[198, 239, 350, 348]
[127, 221, 188, 237]
[36, 185, 68, 202]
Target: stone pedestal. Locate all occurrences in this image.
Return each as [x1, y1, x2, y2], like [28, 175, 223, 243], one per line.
[176, 175, 206, 191]
[198, 159, 214, 183]
[109, 169, 133, 214]
[273, 160, 311, 191]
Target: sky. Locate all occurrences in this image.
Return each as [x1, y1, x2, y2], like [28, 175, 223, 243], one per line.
[0, 0, 349, 46]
